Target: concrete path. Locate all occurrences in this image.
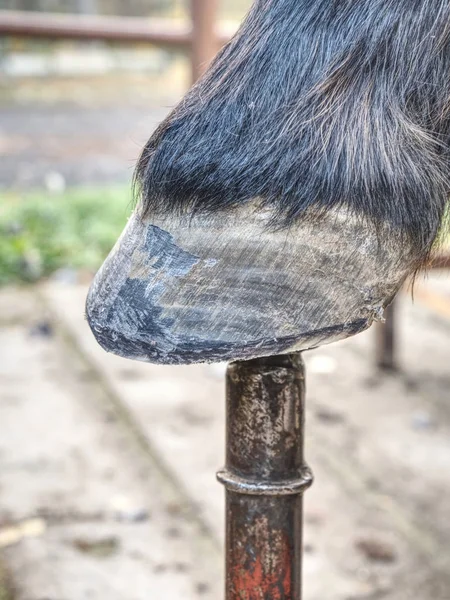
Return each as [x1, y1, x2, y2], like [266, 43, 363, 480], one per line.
[0, 275, 450, 599]
[0, 288, 221, 600]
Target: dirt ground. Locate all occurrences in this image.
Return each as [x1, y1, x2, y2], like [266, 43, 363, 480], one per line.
[1, 92, 450, 599]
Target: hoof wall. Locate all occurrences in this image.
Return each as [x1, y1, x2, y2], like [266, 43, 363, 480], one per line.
[86, 204, 413, 365]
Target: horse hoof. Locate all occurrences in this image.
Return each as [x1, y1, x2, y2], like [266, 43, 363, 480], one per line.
[86, 202, 415, 365]
[86, 0, 450, 365]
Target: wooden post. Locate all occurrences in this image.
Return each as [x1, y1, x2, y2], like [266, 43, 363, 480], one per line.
[217, 353, 313, 599]
[375, 300, 397, 371]
[190, 0, 219, 82]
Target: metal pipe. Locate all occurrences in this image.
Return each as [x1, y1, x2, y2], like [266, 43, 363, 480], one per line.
[217, 353, 313, 600]
[190, 0, 219, 81]
[0, 9, 231, 47]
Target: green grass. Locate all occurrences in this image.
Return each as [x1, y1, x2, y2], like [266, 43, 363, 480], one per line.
[3, 185, 449, 287]
[0, 186, 132, 285]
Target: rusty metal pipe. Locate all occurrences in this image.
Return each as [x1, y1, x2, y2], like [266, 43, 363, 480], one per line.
[217, 353, 313, 600]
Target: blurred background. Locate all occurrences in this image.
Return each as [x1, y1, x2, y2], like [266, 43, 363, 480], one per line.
[0, 2, 450, 599]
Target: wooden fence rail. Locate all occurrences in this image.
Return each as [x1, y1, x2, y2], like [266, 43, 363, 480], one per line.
[0, 1, 228, 81]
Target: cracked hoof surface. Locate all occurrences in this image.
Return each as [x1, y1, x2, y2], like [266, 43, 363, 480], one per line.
[86, 204, 415, 365]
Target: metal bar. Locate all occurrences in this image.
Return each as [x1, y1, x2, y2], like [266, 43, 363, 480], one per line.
[0, 9, 231, 47]
[190, 0, 219, 81]
[375, 300, 397, 371]
[218, 353, 313, 600]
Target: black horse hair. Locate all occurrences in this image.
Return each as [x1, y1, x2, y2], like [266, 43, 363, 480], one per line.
[134, 0, 450, 259]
